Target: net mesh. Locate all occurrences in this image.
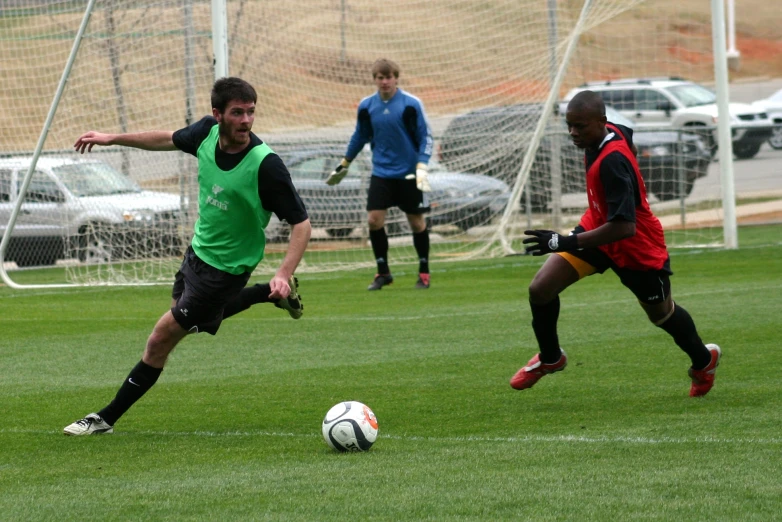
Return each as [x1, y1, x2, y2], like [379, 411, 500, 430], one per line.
[2, 0, 778, 285]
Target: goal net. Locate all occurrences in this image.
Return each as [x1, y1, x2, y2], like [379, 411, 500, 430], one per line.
[0, 0, 750, 287]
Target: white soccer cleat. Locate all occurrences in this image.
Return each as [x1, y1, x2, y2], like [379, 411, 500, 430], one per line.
[274, 276, 303, 319]
[63, 413, 114, 436]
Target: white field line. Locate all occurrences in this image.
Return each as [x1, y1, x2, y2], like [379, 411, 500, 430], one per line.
[3, 428, 782, 445]
[2, 241, 781, 298]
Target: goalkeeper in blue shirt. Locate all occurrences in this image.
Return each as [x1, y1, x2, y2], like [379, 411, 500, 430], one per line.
[328, 58, 434, 290]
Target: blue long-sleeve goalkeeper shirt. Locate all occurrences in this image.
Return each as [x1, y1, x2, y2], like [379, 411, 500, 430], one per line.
[345, 88, 433, 179]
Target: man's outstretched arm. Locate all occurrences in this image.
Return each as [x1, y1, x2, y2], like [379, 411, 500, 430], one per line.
[74, 130, 176, 154]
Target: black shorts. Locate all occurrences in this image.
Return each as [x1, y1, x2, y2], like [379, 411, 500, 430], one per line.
[170, 246, 251, 335]
[366, 175, 431, 215]
[558, 239, 673, 305]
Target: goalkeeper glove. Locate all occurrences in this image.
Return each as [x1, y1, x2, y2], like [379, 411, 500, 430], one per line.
[522, 229, 578, 256]
[326, 158, 351, 186]
[405, 162, 431, 192]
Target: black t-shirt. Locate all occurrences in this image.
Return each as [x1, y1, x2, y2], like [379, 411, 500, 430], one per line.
[172, 116, 308, 225]
[584, 123, 639, 224]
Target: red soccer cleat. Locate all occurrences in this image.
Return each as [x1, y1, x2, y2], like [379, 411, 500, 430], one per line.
[689, 344, 721, 397]
[510, 351, 567, 390]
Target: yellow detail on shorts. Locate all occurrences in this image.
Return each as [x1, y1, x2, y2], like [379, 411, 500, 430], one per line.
[556, 252, 597, 279]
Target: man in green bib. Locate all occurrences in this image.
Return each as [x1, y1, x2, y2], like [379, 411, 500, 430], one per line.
[64, 77, 312, 435]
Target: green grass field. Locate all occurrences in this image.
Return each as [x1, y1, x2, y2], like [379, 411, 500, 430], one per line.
[2, 226, 781, 521]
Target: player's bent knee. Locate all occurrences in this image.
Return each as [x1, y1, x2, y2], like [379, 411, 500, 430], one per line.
[645, 301, 675, 325]
[406, 214, 427, 233]
[143, 331, 181, 366]
[528, 259, 578, 304]
[367, 210, 386, 230]
[145, 313, 187, 357]
[528, 279, 556, 304]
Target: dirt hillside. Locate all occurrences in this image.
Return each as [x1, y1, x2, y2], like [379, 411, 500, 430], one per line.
[0, 0, 779, 152]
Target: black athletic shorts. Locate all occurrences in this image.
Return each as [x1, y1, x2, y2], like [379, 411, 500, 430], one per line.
[366, 175, 431, 215]
[558, 227, 673, 305]
[170, 246, 251, 335]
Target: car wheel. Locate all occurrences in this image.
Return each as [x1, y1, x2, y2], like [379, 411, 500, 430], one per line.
[325, 228, 354, 238]
[685, 123, 716, 157]
[78, 223, 113, 264]
[768, 125, 782, 150]
[146, 232, 183, 258]
[386, 214, 412, 235]
[732, 142, 762, 159]
[386, 221, 408, 235]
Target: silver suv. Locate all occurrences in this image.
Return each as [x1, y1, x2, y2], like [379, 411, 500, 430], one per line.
[0, 156, 183, 267]
[563, 77, 774, 159]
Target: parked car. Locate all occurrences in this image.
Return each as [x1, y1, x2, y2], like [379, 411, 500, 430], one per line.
[562, 77, 774, 159]
[266, 143, 510, 238]
[438, 103, 557, 211]
[750, 88, 782, 150]
[592, 107, 711, 201]
[438, 103, 710, 205]
[0, 156, 183, 266]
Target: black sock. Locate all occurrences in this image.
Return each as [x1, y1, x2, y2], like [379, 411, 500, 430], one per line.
[98, 360, 163, 426]
[222, 283, 273, 320]
[657, 302, 711, 369]
[413, 229, 430, 274]
[530, 297, 562, 364]
[369, 228, 390, 274]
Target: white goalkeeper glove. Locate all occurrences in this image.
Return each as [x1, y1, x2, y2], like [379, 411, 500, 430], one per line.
[326, 158, 351, 186]
[405, 162, 431, 192]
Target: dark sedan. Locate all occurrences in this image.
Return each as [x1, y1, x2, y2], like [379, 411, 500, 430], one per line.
[271, 143, 510, 238]
[439, 103, 711, 206]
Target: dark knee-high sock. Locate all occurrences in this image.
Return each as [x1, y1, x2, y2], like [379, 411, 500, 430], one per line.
[98, 360, 163, 426]
[530, 297, 562, 364]
[413, 229, 430, 274]
[369, 228, 390, 274]
[657, 302, 711, 369]
[222, 283, 273, 320]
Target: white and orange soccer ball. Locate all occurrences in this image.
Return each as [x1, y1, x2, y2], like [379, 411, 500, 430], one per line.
[322, 401, 379, 452]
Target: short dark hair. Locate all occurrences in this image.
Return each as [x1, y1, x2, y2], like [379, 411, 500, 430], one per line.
[568, 90, 605, 117]
[371, 58, 400, 79]
[211, 77, 257, 113]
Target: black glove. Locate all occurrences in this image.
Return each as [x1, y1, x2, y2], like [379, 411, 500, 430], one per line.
[522, 229, 578, 256]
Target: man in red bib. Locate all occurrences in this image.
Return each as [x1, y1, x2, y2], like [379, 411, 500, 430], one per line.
[510, 90, 720, 397]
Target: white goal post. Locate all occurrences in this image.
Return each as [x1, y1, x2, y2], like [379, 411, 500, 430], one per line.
[1, 0, 744, 288]
[710, 0, 738, 249]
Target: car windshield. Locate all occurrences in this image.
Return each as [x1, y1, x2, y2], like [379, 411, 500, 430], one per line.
[664, 84, 716, 107]
[770, 89, 782, 103]
[53, 162, 141, 197]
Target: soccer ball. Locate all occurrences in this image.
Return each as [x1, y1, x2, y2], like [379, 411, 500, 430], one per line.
[322, 401, 379, 452]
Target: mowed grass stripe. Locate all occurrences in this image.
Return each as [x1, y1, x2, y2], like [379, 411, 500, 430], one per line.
[1, 231, 781, 521]
[4, 428, 782, 446]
